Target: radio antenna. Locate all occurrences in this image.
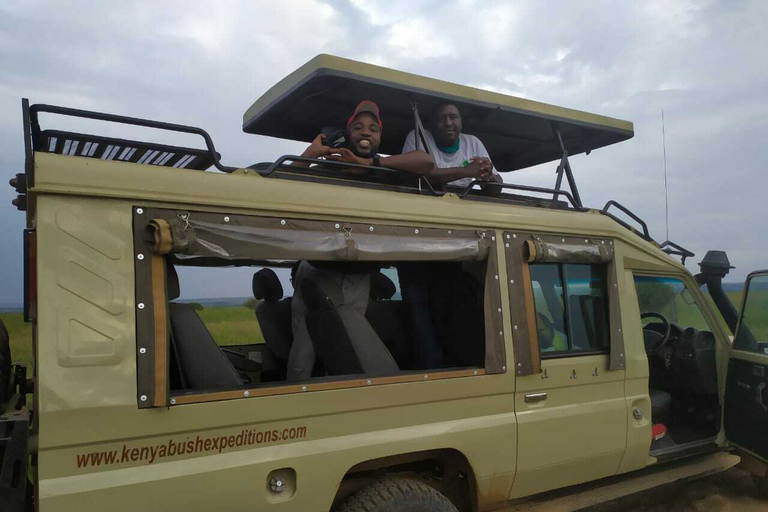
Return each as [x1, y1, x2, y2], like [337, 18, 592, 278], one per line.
[662, 109, 669, 241]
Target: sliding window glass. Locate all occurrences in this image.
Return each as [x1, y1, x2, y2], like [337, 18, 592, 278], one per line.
[530, 263, 609, 357]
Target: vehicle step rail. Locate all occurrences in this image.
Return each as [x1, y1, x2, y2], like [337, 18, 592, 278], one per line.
[504, 452, 739, 512]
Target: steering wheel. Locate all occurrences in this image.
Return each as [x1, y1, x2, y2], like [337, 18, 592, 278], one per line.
[640, 312, 672, 355]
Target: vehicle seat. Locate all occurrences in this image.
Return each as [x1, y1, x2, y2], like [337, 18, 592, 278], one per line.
[366, 272, 412, 369]
[301, 272, 399, 377]
[166, 262, 243, 390]
[650, 388, 672, 424]
[568, 295, 590, 349]
[252, 268, 293, 362]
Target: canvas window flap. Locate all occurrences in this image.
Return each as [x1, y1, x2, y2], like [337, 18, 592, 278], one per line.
[483, 242, 507, 374]
[524, 238, 613, 264]
[504, 232, 540, 376]
[134, 209, 170, 408]
[144, 209, 490, 262]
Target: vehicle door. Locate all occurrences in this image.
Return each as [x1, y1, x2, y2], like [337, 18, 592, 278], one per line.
[504, 234, 628, 499]
[724, 270, 768, 462]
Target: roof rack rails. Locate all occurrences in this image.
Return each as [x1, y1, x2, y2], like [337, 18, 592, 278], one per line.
[600, 200, 652, 241]
[458, 180, 585, 211]
[22, 100, 668, 251]
[256, 155, 443, 196]
[23, 100, 237, 188]
[659, 241, 695, 265]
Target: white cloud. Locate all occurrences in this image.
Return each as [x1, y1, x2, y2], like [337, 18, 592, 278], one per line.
[387, 18, 454, 59]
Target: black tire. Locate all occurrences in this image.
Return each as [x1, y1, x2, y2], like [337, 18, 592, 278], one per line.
[0, 319, 11, 404]
[338, 478, 458, 512]
[754, 474, 768, 498]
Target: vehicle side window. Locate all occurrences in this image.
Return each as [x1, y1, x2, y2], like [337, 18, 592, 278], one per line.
[133, 208, 506, 406]
[530, 263, 609, 356]
[733, 274, 768, 354]
[634, 276, 709, 331]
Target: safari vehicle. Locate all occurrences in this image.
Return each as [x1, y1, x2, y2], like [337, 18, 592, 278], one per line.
[2, 54, 768, 512]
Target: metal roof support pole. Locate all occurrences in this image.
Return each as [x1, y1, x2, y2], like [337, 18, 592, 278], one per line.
[552, 155, 565, 203]
[551, 125, 583, 208]
[411, 101, 431, 155]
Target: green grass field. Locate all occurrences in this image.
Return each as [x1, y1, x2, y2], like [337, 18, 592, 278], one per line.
[196, 306, 265, 346]
[730, 289, 768, 341]
[1, 306, 265, 369]
[1, 313, 33, 368]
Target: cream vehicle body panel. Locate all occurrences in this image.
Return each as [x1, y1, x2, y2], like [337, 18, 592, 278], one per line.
[27, 151, 729, 511]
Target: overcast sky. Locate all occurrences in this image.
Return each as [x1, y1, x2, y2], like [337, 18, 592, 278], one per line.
[1, 0, 767, 303]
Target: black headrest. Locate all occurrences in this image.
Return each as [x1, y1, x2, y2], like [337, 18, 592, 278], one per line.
[370, 272, 396, 301]
[300, 274, 344, 311]
[166, 261, 180, 300]
[252, 268, 283, 303]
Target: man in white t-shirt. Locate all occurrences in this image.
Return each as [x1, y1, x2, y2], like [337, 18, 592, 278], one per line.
[402, 102, 503, 189]
[399, 102, 503, 370]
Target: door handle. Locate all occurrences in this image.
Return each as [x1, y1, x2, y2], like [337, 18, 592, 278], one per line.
[525, 392, 548, 403]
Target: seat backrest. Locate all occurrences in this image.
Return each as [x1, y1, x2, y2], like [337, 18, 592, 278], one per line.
[568, 294, 589, 349]
[568, 294, 607, 350]
[301, 273, 398, 377]
[167, 263, 243, 391]
[366, 271, 413, 369]
[252, 268, 293, 361]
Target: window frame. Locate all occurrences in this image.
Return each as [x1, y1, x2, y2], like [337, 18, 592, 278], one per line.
[133, 206, 505, 408]
[504, 231, 625, 376]
[733, 272, 768, 354]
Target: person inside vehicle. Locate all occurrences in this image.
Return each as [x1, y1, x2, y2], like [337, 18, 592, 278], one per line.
[397, 102, 503, 369]
[287, 101, 434, 381]
[402, 101, 503, 188]
[298, 100, 435, 175]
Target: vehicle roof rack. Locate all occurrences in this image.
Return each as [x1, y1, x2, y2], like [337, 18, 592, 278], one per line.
[23, 101, 237, 188]
[22, 100, 664, 251]
[659, 241, 695, 265]
[39, 129, 215, 170]
[600, 200, 652, 241]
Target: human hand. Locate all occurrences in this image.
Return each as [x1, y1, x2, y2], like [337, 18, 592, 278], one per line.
[325, 147, 373, 166]
[470, 157, 494, 181]
[463, 159, 486, 179]
[301, 134, 334, 159]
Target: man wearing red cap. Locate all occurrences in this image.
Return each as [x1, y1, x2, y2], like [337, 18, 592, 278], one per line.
[299, 100, 434, 174]
[287, 101, 434, 381]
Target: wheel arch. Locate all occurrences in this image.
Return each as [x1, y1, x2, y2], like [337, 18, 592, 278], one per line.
[332, 448, 478, 512]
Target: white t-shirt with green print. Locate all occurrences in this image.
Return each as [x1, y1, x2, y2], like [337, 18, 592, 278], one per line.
[402, 129, 500, 188]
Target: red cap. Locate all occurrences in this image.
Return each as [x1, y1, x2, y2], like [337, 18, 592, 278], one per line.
[347, 100, 382, 129]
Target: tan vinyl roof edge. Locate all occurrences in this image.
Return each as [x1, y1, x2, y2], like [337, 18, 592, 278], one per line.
[243, 54, 634, 136]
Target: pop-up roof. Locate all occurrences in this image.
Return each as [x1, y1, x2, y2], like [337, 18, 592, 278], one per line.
[243, 54, 634, 172]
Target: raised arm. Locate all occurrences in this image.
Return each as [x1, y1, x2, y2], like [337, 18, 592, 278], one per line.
[327, 148, 435, 175]
[291, 134, 335, 168]
[377, 151, 435, 175]
[425, 160, 487, 186]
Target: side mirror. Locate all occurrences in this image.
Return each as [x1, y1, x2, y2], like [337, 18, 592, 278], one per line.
[733, 271, 768, 354]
